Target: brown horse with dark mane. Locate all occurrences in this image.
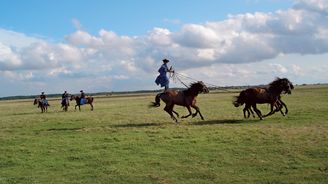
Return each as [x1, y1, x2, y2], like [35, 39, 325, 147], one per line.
[33, 98, 48, 113]
[151, 81, 209, 122]
[233, 78, 294, 120]
[70, 95, 94, 111]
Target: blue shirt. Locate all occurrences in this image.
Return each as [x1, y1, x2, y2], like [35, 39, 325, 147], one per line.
[155, 64, 170, 87]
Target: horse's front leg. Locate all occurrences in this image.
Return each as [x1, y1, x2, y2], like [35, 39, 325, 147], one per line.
[181, 106, 192, 119]
[191, 104, 204, 120]
[263, 103, 275, 117]
[277, 103, 285, 116]
[279, 100, 288, 115]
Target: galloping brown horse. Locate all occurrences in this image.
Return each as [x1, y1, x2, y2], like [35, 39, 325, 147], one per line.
[33, 98, 48, 113]
[70, 95, 94, 111]
[151, 81, 209, 122]
[243, 96, 288, 118]
[233, 78, 294, 120]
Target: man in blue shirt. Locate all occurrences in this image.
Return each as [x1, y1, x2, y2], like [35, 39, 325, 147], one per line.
[155, 59, 174, 91]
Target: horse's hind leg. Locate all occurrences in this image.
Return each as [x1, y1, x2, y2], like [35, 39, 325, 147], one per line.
[90, 104, 94, 111]
[252, 104, 263, 120]
[172, 110, 179, 118]
[243, 104, 252, 118]
[243, 108, 248, 118]
[249, 107, 255, 118]
[164, 105, 177, 122]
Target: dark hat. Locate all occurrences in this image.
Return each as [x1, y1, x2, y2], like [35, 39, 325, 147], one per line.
[41, 92, 44, 94]
[80, 90, 83, 92]
[162, 59, 169, 63]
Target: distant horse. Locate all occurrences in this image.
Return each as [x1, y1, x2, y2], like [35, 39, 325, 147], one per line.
[150, 81, 209, 122]
[70, 95, 94, 111]
[61, 98, 69, 112]
[33, 98, 48, 113]
[233, 78, 294, 120]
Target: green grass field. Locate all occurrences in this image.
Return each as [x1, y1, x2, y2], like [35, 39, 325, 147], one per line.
[1, 85, 328, 184]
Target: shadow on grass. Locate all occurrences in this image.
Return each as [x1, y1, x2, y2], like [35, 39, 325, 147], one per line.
[191, 119, 261, 126]
[12, 109, 81, 116]
[110, 119, 262, 128]
[46, 127, 84, 131]
[111, 122, 163, 128]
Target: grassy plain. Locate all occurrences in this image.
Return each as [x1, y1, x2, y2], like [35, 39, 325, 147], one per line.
[0, 85, 328, 183]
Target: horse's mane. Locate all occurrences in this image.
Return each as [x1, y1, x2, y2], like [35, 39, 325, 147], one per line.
[183, 81, 205, 96]
[268, 77, 292, 92]
[269, 77, 282, 88]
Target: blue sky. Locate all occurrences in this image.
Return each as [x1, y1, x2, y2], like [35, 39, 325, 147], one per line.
[1, 0, 293, 39]
[0, 0, 328, 97]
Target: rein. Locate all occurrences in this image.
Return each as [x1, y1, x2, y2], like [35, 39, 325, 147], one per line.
[172, 71, 230, 92]
[171, 72, 189, 88]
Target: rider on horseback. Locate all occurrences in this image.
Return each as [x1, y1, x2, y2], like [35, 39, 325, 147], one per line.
[40, 92, 49, 106]
[155, 58, 174, 91]
[80, 90, 86, 105]
[61, 91, 69, 106]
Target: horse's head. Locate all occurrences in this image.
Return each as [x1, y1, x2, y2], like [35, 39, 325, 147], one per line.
[33, 98, 38, 105]
[70, 95, 75, 101]
[280, 78, 294, 94]
[190, 81, 209, 94]
[269, 77, 294, 94]
[286, 80, 294, 94]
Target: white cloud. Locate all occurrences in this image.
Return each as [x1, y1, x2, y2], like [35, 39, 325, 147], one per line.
[291, 64, 302, 76]
[269, 63, 288, 74]
[0, 43, 22, 69]
[0, 28, 43, 49]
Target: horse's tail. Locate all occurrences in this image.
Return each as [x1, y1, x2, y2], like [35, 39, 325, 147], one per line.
[150, 93, 162, 107]
[233, 90, 246, 107]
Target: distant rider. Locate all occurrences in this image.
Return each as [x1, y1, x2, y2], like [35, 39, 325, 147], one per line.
[61, 91, 69, 106]
[80, 90, 86, 105]
[40, 92, 49, 106]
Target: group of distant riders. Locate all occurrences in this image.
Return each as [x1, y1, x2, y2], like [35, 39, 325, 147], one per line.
[38, 90, 87, 109]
